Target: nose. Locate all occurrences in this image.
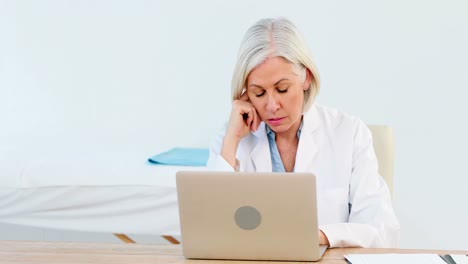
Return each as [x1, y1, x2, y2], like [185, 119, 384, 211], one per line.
[266, 93, 280, 113]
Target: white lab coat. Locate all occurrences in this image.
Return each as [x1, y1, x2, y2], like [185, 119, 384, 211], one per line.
[208, 104, 400, 248]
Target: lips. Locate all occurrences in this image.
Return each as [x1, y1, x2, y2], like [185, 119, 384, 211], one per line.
[268, 117, 286, 126]
[268, 117, 284, 121]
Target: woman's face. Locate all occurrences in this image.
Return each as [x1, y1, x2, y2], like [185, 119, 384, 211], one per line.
[246, 56, 310, 135]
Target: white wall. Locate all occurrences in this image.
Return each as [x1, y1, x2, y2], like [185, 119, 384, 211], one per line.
[1, 0, 468, 250]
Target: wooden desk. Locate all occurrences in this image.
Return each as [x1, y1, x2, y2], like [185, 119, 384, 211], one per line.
[0, 240, 467, 264]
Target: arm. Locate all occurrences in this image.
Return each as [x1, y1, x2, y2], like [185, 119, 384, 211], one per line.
[207, 125, 238, 172]
[320, 121, 400, 248]
[207, 92, 261, 171]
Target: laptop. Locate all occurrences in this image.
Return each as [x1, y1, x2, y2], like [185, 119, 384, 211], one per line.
[176, 171, 327, 261]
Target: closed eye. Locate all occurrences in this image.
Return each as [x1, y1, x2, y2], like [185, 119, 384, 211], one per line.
[277, 88, 288, 93]
[255, 91, 266, 97]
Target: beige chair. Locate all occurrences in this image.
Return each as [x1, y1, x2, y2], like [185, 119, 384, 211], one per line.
[367, 125, 394, 196]
[114, 125, 394, 244]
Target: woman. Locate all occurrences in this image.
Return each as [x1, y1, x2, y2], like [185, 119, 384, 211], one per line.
[207, 17, 399, 248]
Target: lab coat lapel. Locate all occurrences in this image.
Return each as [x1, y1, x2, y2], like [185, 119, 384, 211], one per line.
[295, 106, 321, 172]
[250, 123, 272, 172]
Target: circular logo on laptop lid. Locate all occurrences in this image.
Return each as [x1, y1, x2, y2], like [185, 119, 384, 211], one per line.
[234, 206, 262, 230]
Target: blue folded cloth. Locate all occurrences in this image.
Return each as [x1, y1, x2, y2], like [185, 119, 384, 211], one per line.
[148, 147, 209, 166]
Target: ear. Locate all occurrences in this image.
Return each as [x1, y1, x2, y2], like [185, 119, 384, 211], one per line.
[303, 68, 312, 91]
[240, 88, 246, 98]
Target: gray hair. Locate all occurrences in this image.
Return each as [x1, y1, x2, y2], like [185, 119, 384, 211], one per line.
[231, 17, 320, 112]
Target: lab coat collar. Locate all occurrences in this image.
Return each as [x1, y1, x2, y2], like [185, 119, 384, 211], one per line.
[301, 104, 321, 135]
[295, 105, 321, 172]
[250, 122, 272, 172]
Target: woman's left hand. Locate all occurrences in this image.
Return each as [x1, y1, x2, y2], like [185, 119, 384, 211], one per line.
[319, 230, 330, 246]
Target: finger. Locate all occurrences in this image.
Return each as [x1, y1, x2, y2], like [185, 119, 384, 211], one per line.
[244, 111, 253, 128]
[242, 106, 254, 131]
[247, 107, 258, 129]
[254, 110, 262, 131]
[250, 108, 258, 132]
[233, 101, 249, 121]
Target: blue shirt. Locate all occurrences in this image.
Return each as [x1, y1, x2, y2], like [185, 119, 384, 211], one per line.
[266, 120, 303, 172]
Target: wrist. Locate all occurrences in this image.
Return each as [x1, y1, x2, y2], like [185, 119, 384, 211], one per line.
[220, 136, 240, 169]
[224, 129, 244, 143]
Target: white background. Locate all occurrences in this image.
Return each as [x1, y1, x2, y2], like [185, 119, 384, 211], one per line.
[1, 0, 467, 250]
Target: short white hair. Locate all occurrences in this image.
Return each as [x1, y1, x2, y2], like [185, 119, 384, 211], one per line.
[231, 17, 320, 112]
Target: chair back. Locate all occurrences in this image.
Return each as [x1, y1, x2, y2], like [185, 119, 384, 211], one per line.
[367, 125, 394, 196]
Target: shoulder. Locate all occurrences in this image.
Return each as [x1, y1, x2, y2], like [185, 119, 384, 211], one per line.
[306, 104, 364, 131]
[304, 104, 374, 158]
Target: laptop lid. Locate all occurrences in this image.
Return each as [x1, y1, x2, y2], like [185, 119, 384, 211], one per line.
[176, 171, 325, 261]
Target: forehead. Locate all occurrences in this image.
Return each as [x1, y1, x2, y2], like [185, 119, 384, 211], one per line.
[247, 57, 297, 86]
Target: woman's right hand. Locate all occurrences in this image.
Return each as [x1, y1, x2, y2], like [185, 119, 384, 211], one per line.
[226, 92, 261, 141]
[221, 92, 261, 169]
